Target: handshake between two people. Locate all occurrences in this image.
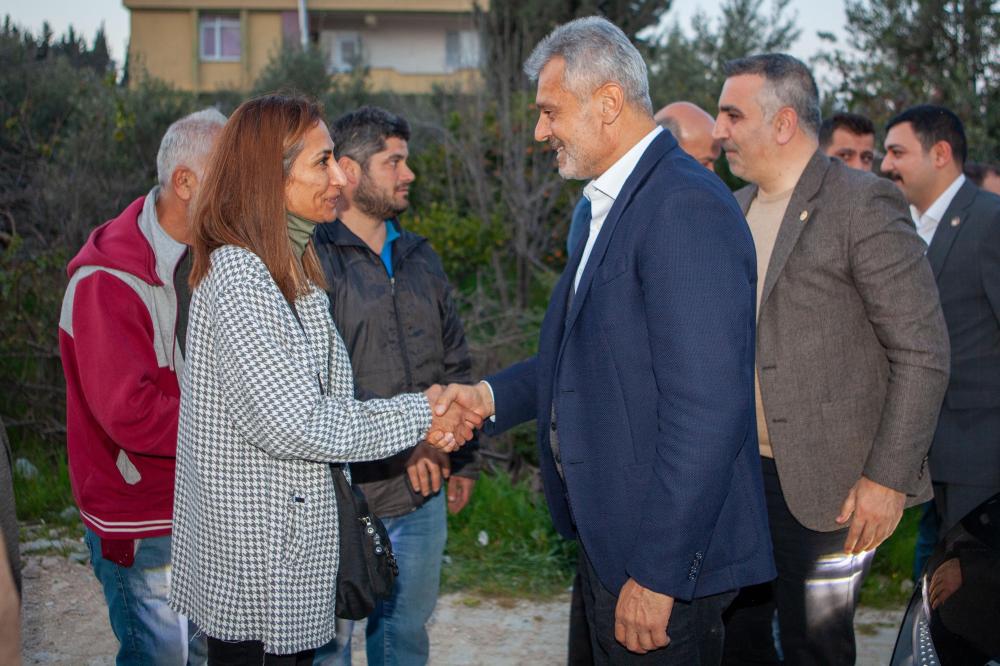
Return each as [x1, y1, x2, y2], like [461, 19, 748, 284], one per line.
[421, 382, 496, 453]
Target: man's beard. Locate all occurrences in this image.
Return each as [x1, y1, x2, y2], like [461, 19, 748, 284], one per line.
[354, 176, 408, 220]
[551, 138, 589, 180]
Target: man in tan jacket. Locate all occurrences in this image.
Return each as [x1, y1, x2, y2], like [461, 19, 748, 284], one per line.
[713, 54, 949, 665]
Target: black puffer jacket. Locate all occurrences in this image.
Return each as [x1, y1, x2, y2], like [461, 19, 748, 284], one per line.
[313, 219, 478, 518]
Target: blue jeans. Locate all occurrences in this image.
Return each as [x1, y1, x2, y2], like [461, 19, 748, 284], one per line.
[314, 491, 447, 666]
[84, 528, 206, 665]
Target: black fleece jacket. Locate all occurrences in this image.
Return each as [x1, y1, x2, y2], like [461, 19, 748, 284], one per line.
[313, 218, 479, 518]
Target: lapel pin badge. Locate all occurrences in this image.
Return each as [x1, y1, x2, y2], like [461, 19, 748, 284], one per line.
[950, 216, 961, 227]
[799, 210, 809, 222]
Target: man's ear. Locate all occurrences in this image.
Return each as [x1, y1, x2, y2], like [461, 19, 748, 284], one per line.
[596, 82, 625, 125]
[171, 166, 197, 202]
[930, 140, 954, 169]
[338, 156, 361, 185]
[773, 107, 799, 146]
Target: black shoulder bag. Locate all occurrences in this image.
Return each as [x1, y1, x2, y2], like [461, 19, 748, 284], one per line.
[286, 301, 398, 620]
[331, 464, 399, 619]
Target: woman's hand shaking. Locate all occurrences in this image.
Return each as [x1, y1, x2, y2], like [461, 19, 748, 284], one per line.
[423, 384, 484, 452]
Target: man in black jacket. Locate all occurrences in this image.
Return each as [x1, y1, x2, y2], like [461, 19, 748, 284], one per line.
[312, 106, 478, 665]
[882, 105, 1000, 536]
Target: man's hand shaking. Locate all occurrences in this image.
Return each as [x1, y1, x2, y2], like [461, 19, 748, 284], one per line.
[433, 382, 495, 423]
[422, 384, 487, 452]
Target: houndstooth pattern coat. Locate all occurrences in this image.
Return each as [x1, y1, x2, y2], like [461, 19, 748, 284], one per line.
[169, 245, 431, 655]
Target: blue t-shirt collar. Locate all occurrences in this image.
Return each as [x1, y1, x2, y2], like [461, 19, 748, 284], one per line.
[380, 220, 400, 277]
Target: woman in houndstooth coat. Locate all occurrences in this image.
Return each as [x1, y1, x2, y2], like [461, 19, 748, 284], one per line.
[169, 96, 476, 662]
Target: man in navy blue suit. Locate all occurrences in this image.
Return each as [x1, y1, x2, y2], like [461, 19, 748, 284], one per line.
[435, 16, 775, 663]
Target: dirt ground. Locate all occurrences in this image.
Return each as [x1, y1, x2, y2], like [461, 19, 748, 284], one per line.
[19, 552, 904, 665]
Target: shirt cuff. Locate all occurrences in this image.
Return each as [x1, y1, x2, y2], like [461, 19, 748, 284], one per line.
[480, 380, 496, 423]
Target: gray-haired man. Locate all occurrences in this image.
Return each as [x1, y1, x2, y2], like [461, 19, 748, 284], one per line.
[712, 55, 949, 664]
[60, 108, 225, 665]
[436, 17, 774, 664]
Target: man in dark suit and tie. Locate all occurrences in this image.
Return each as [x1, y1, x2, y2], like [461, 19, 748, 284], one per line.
[712, 55, 950, 665]
[881, 105, 1000, 534]
[436, 16, 774, 664]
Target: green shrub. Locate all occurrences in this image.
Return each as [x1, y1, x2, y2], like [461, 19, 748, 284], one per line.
[443, 470, 576, 598]
[406, 202, 507, 286]
[10, 437, 75, 522]
[0, 241, 68, 446]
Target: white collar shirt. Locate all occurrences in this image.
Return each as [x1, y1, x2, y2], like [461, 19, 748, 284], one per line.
[911, 173, 965, 246]
[574, 125, 663, 292]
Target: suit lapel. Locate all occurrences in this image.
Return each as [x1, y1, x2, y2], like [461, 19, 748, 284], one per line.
[759, 151, 830, 311]
[926, 179, 977, 278]
[561, 131, 673, 345]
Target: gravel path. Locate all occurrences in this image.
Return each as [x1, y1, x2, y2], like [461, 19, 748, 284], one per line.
[19, 551, 904, 665]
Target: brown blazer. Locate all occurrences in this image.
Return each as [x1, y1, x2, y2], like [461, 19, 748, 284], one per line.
[736, 151, 950, 532]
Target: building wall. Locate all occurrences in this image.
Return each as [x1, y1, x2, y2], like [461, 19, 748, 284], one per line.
[248, 12, 283, 84]
[365, 68, 478, 94]
[129, 9, 197, 89]
[126, 1, 483, 11]
[127, 3, 479, 93]
[366, 15, 474, 74]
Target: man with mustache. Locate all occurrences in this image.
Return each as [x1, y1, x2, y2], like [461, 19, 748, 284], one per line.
[712, 55, 949, 664]
[882, 105, 1000, 540]
[312, 106, 479, 665]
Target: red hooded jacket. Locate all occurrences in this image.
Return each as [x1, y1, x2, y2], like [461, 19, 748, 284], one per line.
[59, 192, 187, 539]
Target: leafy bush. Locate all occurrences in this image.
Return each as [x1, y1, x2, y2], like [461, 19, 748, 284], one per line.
[443, 470, 576, 598]
[10, 438, 75, 522]
[0, 239, 67, 442]
[406, 202, 507, 286]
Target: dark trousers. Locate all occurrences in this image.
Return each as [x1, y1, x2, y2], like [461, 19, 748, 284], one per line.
[569, 565, 595, 665]
[723, 457, 873, 666]
[578, 546, 736, 664]
[207, 637, 314, 666]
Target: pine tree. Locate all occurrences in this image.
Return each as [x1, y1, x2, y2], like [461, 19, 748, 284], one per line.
[815, 0, 1000, 158]
[645, 0, 800, 111]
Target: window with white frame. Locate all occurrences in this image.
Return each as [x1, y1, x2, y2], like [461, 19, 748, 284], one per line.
[445, 30, 479, 70]
[321, 31, 362, 73]
[200, 14, 241, 62]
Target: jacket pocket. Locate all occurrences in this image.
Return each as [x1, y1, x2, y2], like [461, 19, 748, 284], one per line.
[284, 495, 309, 565]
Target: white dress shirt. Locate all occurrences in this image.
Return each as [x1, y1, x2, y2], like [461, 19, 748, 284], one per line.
[575, 126, 663, 291]
[483, 125, 664, 417]
[911, 174, 966, 245]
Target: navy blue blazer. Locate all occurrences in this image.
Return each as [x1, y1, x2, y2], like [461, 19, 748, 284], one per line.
[487, 131, 775, 601]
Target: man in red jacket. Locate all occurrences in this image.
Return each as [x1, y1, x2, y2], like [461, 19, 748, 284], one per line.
[59, 108, 225, 665]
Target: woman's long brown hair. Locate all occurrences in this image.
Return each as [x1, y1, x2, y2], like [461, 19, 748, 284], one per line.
[190, 94, 327, 302]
